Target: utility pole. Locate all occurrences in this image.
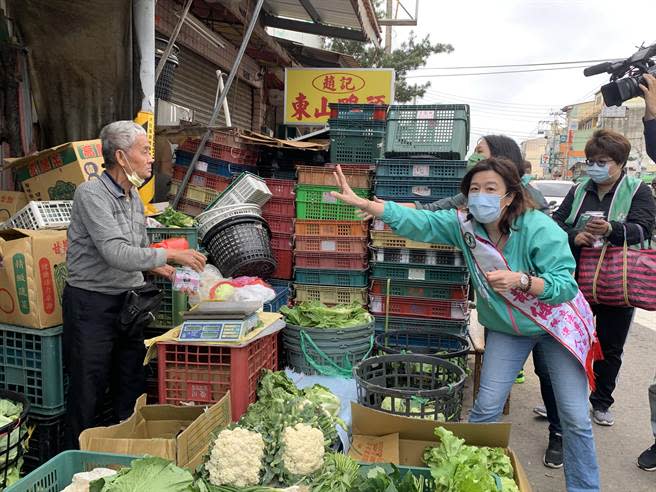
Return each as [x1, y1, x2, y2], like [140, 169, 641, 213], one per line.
[385, 0, 393, 53]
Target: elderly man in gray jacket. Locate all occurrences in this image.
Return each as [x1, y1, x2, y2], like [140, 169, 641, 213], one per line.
[63, 121, 205, 447]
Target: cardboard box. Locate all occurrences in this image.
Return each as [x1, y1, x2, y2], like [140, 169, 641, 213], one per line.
[349, 403, 532, 492]
[0, 191, 28, 222]
[79, 393, 231, 469]
[21, 159, 104, 201]
[6, 140, 104, 185]
[0, 228, 68, 329]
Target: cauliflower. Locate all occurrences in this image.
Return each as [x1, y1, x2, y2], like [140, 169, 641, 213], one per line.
[281, 423, 325, 476]
[205, 427, 265, 487]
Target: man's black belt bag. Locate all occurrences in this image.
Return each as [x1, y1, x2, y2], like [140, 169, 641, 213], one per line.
[118, 283, 164, 336]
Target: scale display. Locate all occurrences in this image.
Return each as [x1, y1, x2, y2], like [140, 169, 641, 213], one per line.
[178, 314, 259, 342]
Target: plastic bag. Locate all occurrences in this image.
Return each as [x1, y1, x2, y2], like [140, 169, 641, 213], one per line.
[188, 264, 224, 305]
[209, 277, 276, 303]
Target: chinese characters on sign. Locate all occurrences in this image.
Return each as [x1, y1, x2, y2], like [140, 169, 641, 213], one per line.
[284, 68, 395, 125]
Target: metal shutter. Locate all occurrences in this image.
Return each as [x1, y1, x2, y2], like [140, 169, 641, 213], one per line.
[169, 47, 253, 130]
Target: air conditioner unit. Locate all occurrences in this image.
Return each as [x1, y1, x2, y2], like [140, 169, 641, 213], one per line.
[156, 99, 194, 126]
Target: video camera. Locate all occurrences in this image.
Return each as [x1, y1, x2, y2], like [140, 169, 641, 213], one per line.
[584, 43, 656, 107]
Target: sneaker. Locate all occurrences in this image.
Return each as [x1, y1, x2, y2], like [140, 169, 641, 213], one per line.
[515, 370, 525, 384]
[543, 433, 563, 469]
[533, 405, 548, 419]
[592, 408, 615, 426]
[638, 442, 656, 471]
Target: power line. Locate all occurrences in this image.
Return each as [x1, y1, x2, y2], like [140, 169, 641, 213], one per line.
[406, 65, 591, 78]
[421, 92, 556, 116]
[420, 89, 561, 108]
[411, 58, 620, 71]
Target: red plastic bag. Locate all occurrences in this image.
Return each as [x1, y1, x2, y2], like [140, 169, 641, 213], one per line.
[150, 237, 189, 250]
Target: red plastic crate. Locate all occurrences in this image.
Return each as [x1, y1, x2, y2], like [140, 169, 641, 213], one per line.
[272, 248, 293, 279]
[263, 214, 295, 235]
[369, 294, 469, 320]
[295, 235, 368, 254]
[294, 251, 368, 270]
[157, 333, 278, 421]
[264, 178, 296, 200]
[179, 138, 259, 165]
[270, 232, 293, 251]
[262, 197, 295, 218]
[173, 198, 206, 217]
[173, 165, 231, 192]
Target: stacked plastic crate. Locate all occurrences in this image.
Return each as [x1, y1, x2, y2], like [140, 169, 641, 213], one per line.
[370, 104, 472, 337]
[292, 104, 385, 306]
[170, 130, 259, 216]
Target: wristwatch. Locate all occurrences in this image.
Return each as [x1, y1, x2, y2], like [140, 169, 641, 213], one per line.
[518, 273, 531, 292]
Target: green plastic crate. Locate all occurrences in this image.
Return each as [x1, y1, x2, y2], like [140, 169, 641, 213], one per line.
[371, 262, 470, 285]
[385, 104, 470, 159]
[374, 315, 469, 337]
[328, 119, 386, 131]
[294, 268, 368, 287]
[330, 129, 385, 163]
[6, 451, 139, 492]
[371, 279, 468, 300]
[147, 275, 188, 329]
[371, 248, 464, 267]
[375, 158, 467, 179]
[147, 227, 198, 249]
[0, 324, 64, 415]
[374, 178, 461, 199]
[295, 185, 369, 220]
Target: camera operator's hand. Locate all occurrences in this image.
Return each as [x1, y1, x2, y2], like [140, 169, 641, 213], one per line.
[640, 73, 656, 121]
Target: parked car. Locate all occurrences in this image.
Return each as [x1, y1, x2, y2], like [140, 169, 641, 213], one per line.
[530, 179, 576, 214]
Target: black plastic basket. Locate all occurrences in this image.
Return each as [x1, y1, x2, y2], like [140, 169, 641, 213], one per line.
[375, 330, 470, 372]
[354, 354, 465, 421]
[23, 412, 65, 473]
[203, 215, 276, 278]
[0, 390, 30, 489]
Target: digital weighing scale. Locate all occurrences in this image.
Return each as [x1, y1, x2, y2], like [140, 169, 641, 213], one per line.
[177, 301, 262, 342]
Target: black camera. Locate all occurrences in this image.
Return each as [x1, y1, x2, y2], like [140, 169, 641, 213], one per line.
[584, 43, 656, 107]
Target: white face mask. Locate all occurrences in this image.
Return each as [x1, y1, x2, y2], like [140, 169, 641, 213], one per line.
[120, 150, 145, 188]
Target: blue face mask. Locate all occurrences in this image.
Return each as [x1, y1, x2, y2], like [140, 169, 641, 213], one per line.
[586, 163, 611, 184]
[468, 192, 508, 224]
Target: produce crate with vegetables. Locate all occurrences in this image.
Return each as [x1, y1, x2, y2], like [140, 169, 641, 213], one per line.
[0, 390, 30, 490]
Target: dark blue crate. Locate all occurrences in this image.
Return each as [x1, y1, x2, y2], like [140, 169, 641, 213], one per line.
[264, 285, 290, 312]
[175, 149, 256, 177]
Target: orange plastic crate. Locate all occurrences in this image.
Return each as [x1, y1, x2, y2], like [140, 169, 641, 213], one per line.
[294, 235, 368, 254]
[157, 333, 278, 421]
[297, 165, 372, 189]
[295, 220, 368, 238]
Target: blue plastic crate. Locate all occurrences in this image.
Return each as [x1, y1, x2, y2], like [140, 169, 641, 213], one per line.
[374, 316, 469, 337]
[375, 159, 467, 179]
[374, 178, 461, 200]
[294, 268, 368, 287]
[264, 285, 290, 312]
[175, 149, 256, 177]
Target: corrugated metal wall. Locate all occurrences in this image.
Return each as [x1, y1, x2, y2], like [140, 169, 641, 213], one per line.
[169, 47, 254, 130]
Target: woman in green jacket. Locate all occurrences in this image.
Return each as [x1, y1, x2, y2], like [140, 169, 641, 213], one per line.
[333, 158, 601, 492]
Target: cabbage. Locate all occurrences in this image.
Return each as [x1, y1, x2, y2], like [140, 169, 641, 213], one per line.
[0, 398, 25, 487]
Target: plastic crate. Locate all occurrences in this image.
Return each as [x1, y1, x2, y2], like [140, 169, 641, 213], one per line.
[295, 235, 368, 254]
[293, 284, 368, 305]
[375, 159, 467, 179]
[169, 179, 219, 206]
[264, 178, 296, 200]
[146, 275, 188, 329]
[296, 185, 369, 221]
[262, 197, 295, 218]
[294, 268, 368, 287]
[371, 279, 468, 300]
[157, 332, 278, 421]
[330, 129, 385, 164]
[272, 248, 293, 279]
[175, 149, 256, 177]
[370, 230, 458, 251]
[294, 251, 368, 270]
[23, 412, 66, 473]
[147, 227, 198, 249]
[328, 119, 386, 131]
[295, 219, 368, 238]
[0, 324, 64, 416]
[174, 198, 206, 217]
[179, 138, 259, 165]
[329, 103, 387, 121]
[385, 104, 470, 159]
[374, 178, 461, 200]
[206, 172, 272, 211]
[6, 201, 72, 230]
[371, 262, 470, 285]
[271, 232, 293, 251]
[6, 450, 139, 492]
[263, 214, 295, 235]
[172, 165, 232, 192]
[375, 316, 469, 337]
[370, 294, 469, 320]
[297, 165, 373, 189]
[264, 285, 290, 312]
[371, 248, 464, 266]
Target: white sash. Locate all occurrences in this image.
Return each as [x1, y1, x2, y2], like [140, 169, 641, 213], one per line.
[458, 212, 602, 389]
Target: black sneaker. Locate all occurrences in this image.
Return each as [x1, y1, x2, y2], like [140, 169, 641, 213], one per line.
[638, 442, 656, 471]
[544, 433, 563, 469]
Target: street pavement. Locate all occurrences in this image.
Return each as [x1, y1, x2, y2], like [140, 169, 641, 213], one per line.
[463, 309, 656, 491]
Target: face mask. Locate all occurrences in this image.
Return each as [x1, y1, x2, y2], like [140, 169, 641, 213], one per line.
[120, 151, 145, 188]
[586, 163, 612, 184]
[466, 152, 486, 170]
[468, 192, 508, 224]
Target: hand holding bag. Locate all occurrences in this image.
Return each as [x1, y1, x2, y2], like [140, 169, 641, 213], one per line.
[578, 224, 656, 310]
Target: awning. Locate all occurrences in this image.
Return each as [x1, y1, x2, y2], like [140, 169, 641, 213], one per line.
[274, 38, 359, 68]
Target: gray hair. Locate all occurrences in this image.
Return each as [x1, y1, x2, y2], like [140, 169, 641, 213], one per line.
[99, 121, 147, 168]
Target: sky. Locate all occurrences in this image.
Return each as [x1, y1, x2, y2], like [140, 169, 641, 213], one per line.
[389, 0, 655, 149]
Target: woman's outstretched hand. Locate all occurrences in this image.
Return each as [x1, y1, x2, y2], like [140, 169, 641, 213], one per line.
[331, 165, 386, 218]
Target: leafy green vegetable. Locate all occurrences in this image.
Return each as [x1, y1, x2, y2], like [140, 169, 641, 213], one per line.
[89, 457, 196, 492]
[309, 452, 361, 492]
[157, 207, 195, 228]
[281, 301, 372, 328]
[422, 427, 518, 492]
[355, 464, 427, 492]
[0, 398, 25, 486]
